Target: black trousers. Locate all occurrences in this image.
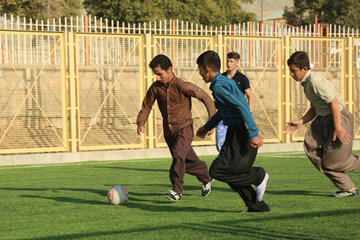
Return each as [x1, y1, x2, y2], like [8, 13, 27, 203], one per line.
[210, 124, 270, 212]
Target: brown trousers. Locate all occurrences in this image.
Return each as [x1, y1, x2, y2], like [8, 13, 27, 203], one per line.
[304, 108, 360, 191]
[164, 124, 211, 194]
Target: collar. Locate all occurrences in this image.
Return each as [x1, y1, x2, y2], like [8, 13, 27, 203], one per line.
[160, 74, 176, 87]
[301, 70, 311, 86]
[210, 73, 222, 90]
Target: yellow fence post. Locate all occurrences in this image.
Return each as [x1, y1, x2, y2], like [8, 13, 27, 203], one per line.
[68, 32, 78, 152]
[348, 37, 354, 114]
[277, 40, 284, 142]
[217, 34, 224, 72]
[61, 32, 69, 152]
[341, 39, 346, 99]
[284, 35, 291, 143]
[145, 33, 154, 149]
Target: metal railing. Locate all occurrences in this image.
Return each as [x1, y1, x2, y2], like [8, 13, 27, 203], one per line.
[0, 30, 359, 154]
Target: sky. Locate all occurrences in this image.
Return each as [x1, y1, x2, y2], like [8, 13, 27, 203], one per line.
[240, 0, 293, 21]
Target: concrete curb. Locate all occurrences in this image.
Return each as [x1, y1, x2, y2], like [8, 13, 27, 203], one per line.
[0, 141, 359, 166]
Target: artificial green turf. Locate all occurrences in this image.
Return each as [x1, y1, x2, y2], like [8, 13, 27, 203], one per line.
[0, 151, 360, 240]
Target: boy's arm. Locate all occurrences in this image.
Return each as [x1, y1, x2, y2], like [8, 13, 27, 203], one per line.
[330, 97, 351, 144]
[214, 86, 258, 139]
[285, 107, 316, 133]
[244, 88, 253, 112]
[197, 111, 222, 138]
[136, 86, 156, 135]
[203, 111, 223, 130]
[181, 81, 217, 119]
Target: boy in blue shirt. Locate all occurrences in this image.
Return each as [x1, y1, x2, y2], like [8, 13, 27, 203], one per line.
[196, 51, 270, 212]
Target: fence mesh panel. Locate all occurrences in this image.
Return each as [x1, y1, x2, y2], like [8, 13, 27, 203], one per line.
[152, 36, 215, 147]
[0, 31, 67, 153]
[224, 36, 283, 141]
[76, 33, 145, 150]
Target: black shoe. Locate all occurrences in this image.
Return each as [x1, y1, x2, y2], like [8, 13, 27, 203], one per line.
[201, 178, 214, 197]
[165, 190, 182, 201]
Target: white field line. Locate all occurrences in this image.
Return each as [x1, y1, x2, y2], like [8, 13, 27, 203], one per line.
[262, 155, 308, 158]
[258, 151, 308, 158]
[0, 152, 308, 170]
[0, 159, 162, 170]
[259, 151, 304, 156]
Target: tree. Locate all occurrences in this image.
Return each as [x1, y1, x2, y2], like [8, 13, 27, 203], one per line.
[284, 0, 360, 28]
[0, 0, 83, 20]
[83, 0, 256, 26]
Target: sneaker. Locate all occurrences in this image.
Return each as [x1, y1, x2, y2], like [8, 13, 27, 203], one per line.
[256, 173, 269, 201]
[165, 190, 182, 201]
[329, 188, 358, 197]
[202, 178, 214, 197]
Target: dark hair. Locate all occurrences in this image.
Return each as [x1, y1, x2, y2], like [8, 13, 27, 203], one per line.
[227, 52, 240, 60]
[287, 51, 311, 69]
[149, 54, 172, 70]
[196, 50, 221, 72]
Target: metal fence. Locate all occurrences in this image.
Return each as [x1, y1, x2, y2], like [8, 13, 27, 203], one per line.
[72, 33, 146, 151]
[222, 36, 283, 142]
[152, 35, 216, 147]
[0, 30, 68, 153]
[0, 29, 359, 154]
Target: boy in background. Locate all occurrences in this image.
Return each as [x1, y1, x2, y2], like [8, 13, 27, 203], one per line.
[216, 52, 253, 151]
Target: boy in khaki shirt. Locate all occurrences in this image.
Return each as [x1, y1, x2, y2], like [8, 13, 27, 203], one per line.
[285, 51, 360, 197]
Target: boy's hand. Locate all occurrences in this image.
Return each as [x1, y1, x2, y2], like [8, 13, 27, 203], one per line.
[333, 127, 351, 145]
[196, 127, 208, 139]
[137, 125, 145, 135]
[250, 136, 264, 148]
[285, 119, 303, 133]
[207, 128, 215, 136]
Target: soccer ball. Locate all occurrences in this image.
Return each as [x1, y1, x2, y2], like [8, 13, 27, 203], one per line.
[107, 185, 128, 205]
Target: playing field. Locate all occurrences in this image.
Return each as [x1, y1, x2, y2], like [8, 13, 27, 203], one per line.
[1, 151, 359, 240]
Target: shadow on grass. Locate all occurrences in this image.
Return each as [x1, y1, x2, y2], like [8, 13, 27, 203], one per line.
[20, 195, 108, 205]
[2, 186, 235, 212]
[121, 183, 233, 193]
[123, 200, 239, 213]
[0, 187, 107, 196]
[266, 190, 326, 197]
[20, 208, 360, 240]
[95, 166, 168, 172]
[1, 187, 109, 205]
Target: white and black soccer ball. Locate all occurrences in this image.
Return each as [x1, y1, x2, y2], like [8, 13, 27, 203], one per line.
[107, 185, 128, 205]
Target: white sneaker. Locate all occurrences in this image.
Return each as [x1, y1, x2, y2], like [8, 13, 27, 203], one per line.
[256, 173, 269, 201]
[165, 190, 182, 202]
[201, 178, 214, 197]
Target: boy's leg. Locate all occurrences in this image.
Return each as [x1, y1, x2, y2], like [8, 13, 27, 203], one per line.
[322, 109, 360, 191]
[228, 183, 270, 212]
[164, 134, 184, 195]
[304, 109, 360, 191]
[210, 124, 269, 210]
[165, 124, 211, 195]
[183, 124, 211, 183]
[184, 147, 212, 183]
